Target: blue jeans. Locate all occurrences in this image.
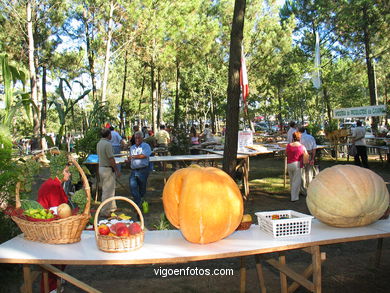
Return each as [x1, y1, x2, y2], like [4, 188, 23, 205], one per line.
[129, 167, 150, 207]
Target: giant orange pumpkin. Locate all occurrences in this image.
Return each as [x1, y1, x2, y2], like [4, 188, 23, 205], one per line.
[163, 166, 243, 244]
[307, 165, 389, 227]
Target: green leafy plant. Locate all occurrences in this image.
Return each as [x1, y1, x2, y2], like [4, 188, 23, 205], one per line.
[153, 213, 171, 230]
[71, 189, 87, 213]
[50, 78, 91, 148]
[48, 152, 68, 180]
[75, 127, 101, 159]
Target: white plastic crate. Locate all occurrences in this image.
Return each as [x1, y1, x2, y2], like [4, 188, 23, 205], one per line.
[255, 210, 313, 238]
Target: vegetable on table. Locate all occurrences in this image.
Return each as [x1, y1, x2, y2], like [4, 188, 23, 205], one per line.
[307, 165, 389, 227]
[163, 166, 243, 244]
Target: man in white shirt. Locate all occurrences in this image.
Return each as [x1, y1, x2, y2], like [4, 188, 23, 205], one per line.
[351, 120, 369, 168]
[299, 127, 318, 195]
[287, 121, 297, 143]
[109, 126, 122, 155]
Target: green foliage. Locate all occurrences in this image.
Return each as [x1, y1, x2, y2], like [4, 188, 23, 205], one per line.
[75, 127, 101, 157]
[69, 165, 80, 185]
[20, 200, 43, 210]
[0, 127, 40, 243]
[153, 213, 171, 230]
[306, 124, 325, 145]
[49, 152, 68, 180]
[324, 119, 338, 133]
[168, 127, 190, 155]
[50, 78, 91, 147]
[71, 189, 87, 213]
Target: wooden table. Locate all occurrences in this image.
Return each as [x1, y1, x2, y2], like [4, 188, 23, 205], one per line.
[1, 219, 389, 293]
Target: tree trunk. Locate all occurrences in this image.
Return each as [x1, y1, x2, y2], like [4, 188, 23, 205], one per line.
[157, 68, 162, 126]
[323, 86, 332, 121]
[27, 0, 39, 136]
[151, 61, 157, 132]
[210, 92, 215, 133]
[174, 57, 180, 129]
[362, 4, 378, 133]
[222, 0, 246, 178]
[40, 65, 47, 149]
[101, 1, 115, 103]
[120, 50, 128, 134]
[138, 72, 146, 126]
[277, 87, 283, 133]
[83, 8, 96, 100]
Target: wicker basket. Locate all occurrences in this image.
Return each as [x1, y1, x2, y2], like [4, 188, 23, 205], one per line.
[11, 155, 91, 244]
[94, 196, 144, 253]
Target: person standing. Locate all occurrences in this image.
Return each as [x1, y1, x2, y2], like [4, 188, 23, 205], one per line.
[286, 121, 297, 143]
[189, 125, 200, 154]
[130, 125, 140, 146]
[352, 120, 369, 168]
[128, 131, 152, 210]
[109, 126, 122, 155]
[97, 128, 121, 217]
[286, 131, 309, 202]
[298, 127, 318, 195]
[200, 124, 214, 142]
[155, 124, 171, 147]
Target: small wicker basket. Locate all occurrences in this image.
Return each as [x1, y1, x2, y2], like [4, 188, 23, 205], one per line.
[94, 196, 144, 253]
[11, 155, 91, 244]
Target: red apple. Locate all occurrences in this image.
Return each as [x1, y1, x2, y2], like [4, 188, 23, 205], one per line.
[98, 224, 110, 235]
[116, 226, 130, 237]
[129, 222, 142, 235]
[110, 222, 127, 233]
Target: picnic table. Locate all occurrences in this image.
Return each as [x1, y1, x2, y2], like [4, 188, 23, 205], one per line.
[1, 218, 389, 293]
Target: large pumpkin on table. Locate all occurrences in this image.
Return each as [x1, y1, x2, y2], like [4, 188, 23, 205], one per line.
[307, 165, 389, 227]
[163, 166, 243, 244]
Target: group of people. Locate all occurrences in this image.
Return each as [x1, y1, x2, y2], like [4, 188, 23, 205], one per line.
[97, 126, 154, 217]
[285, 120, 370, 202]
[189, 124, 215, 154]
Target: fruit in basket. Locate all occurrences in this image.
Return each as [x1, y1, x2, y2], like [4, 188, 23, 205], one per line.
[163, 166, 243, 244]
[110, 222, 126, 233]
[129, 222, 142, 235]
[307, 165, 389, 227]
[116, 226, 130, 237]
[57, 203, 72, 219]
[24, 208, 54, 220]
[98, 224, 110, 235]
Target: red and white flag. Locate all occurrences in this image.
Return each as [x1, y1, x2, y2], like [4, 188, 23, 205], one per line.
[240, 47, 249, 105]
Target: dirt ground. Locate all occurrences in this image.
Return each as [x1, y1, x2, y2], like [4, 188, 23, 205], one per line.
[3, 156, 390, 293]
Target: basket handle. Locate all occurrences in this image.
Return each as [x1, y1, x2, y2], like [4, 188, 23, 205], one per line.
[94, 196, 144, 238]
[69, 155, 91, 216]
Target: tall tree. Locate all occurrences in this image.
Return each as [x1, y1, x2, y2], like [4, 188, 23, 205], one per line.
[26, 0, 39, 136]
[101, 0, 115, 103]
[223, 0, 246, 178]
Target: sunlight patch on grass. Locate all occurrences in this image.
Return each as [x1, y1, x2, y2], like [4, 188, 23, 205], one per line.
[250, 177, 289, 194]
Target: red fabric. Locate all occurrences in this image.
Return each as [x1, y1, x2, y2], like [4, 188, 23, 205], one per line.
[240, 49, 249, 103]
[40, 265, 66, 293]
[286, 144, 305, 165]
[37, 178, 68, 292]
[37, 178, 68, 209]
